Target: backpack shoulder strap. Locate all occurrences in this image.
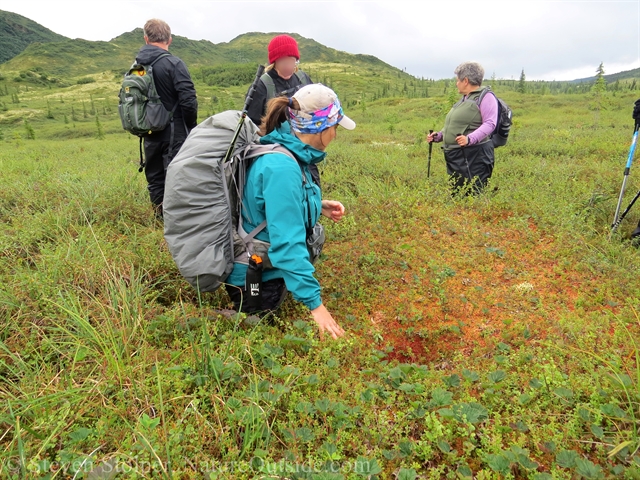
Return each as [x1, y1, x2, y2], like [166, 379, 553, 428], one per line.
[260, 73, 276, 100]
[243, 143, 296, 161]
[474, 86, 493, 105]
[239, 143, 306, 242]
[148, 54, 179, 116]
[149, 53, 171, 67]
[295, 71, 311, 86]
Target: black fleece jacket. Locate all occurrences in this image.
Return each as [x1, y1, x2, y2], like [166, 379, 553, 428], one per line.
[135, 44, 198, 139]
[247, 68, 312, 127]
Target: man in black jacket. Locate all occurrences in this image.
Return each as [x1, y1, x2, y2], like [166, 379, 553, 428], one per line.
[137, 19, 198, 218]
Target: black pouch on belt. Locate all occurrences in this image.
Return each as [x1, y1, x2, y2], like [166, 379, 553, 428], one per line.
[244, 254, 263, 311]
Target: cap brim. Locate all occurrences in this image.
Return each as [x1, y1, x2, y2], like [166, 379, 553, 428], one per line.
[338, 115, 356, 130]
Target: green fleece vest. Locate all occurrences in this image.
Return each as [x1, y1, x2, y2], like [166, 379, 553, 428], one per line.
[443, 88, 489, 147]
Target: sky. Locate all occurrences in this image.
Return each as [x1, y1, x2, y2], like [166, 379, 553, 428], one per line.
[1, 0, 639, 81]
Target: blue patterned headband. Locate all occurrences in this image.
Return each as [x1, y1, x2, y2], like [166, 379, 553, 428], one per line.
[288, 98, 345, 134]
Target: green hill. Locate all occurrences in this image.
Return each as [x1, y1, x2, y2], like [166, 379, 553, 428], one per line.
[0, 10, 67, 63]
[0, 24, 404, 79]
[571, 67, 640, 84]
[0, 22, 419, 105]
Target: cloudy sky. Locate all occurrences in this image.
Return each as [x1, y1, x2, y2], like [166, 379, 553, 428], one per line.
[1, 0, 638, 81]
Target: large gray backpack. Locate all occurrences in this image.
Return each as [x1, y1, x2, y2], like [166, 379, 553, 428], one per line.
[163, 110, 293, 292]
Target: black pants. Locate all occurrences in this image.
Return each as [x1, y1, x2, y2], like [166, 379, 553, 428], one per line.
[144, 135, 186, 206]
[226, 278, 288, 314]
[444, 142, 494, 194]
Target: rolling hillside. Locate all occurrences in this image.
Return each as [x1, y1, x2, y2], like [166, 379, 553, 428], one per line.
[0, 14, 406, 81]
[0, 10, 67, 63]
[0, 13, 419, 109]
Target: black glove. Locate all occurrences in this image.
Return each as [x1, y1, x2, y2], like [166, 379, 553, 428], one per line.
[633, 99, 640, 121]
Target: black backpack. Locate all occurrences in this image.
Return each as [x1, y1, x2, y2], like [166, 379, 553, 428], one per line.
[476, 87, 512, 147]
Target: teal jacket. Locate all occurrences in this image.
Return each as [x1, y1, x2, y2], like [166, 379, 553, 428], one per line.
[227, 124, 324, 310]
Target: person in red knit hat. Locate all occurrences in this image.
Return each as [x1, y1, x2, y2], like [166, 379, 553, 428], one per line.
[246, 34, 320, 185]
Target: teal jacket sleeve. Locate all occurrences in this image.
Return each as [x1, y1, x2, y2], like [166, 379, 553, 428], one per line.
[261, 155, 321, 310]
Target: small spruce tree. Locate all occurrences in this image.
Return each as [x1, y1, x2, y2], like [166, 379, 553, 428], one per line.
[95, 114, 105, 139]
[517, 69, 526, 93]
[591, 62, 607, 122]
[24, 119, 35, 140]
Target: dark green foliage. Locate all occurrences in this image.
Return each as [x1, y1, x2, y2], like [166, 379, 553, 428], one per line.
[197, 63, 260, 87]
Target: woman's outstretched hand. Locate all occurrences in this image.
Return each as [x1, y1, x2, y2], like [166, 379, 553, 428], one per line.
[321, 200, 345, 222]
[311, 304, 345, 340]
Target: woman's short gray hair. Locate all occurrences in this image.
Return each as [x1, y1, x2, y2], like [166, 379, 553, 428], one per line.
[454, 62, 485, 86]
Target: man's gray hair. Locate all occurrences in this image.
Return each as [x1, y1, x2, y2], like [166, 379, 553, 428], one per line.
[144, 19, 171, 44]
[454, 62, 484, 86]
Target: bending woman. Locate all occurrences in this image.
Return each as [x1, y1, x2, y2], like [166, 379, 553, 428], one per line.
[226, 84, 355, 340]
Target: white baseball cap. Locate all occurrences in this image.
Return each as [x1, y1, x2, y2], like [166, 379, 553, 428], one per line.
[290, 84, 356, 132]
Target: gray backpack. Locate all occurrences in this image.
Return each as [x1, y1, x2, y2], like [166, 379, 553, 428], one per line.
[163, 111, 295, 292]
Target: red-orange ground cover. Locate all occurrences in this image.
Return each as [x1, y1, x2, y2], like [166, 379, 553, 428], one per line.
[322, 207, 622, 363]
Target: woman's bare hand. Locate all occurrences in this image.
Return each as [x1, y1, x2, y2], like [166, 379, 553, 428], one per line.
[310, 304, 345, 340]
[321, 200, 345, 222]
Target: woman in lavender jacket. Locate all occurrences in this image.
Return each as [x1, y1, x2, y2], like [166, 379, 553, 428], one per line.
[428, 62, 498, 194]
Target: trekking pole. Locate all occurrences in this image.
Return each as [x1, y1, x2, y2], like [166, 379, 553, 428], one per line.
[611, 120, 640, 232]
[456, 133, 473, 180]
[427, 129, 433, 178]
[222, 64, 265, 164]
[613, 188, 640, 232]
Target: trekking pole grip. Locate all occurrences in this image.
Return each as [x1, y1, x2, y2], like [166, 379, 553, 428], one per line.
[242, 65, 266, 114]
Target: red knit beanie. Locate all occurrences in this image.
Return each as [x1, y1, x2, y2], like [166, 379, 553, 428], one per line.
[268, 35, 300, 64]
